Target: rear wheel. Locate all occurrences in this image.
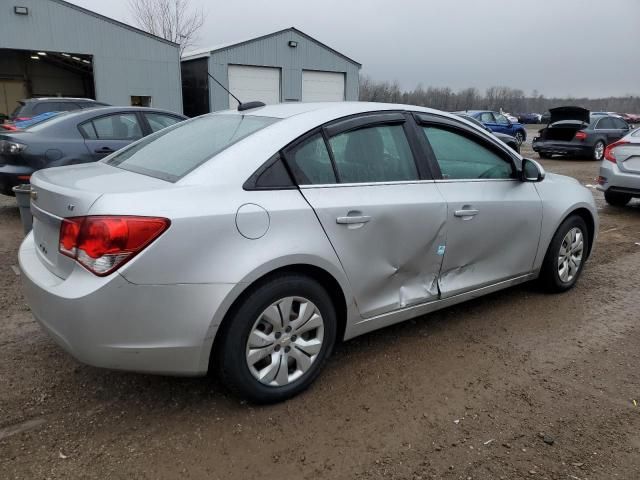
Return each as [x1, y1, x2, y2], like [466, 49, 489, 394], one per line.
[514, 131, 525, 145]
[592, 140, 605, 161]
[604, 190, 631, 207]
[539, 215, 588, 293]
[217, 274, 337, 403]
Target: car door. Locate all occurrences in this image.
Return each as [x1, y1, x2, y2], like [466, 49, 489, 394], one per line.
[282, 113, 448, 318]
[415, 114, 543, 298]
[79, 112, 144, 160]
[594, 117, 619, 144]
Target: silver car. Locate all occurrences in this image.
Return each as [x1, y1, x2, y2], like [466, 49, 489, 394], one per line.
[19, 102, 598, 403]
[597, 128, 640, 206]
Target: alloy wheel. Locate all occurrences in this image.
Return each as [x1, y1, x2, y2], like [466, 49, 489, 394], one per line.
[594, 141, 605, 160]
[515, 132, 524, 145]
[557, 227, 584, 283]
[245, 296, 325, 387]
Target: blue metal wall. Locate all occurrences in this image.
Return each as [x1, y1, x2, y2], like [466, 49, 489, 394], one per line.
[0, 0, 182, 112]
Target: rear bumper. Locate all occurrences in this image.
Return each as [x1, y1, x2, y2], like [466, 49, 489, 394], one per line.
[597, 161, 640, 196]
[19, 232, 234, 376]
[531, 140, 591, 156]
[0, 164, 34, 195]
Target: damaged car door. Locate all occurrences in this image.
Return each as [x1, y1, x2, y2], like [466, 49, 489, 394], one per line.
[283, 113, 447, 319]
[417, 115, 543, 298]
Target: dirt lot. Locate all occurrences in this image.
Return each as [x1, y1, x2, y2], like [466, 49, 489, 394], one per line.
[2, 127, 640, 479]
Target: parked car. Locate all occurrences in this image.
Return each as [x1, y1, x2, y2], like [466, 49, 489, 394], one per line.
[597, 127, 640, 206]
[517, 113, 542, 124]
[532, 107, 631, 160]
[455, 113, 520, 153]
[455, 110, 527, 144]
[9, 97, 109, 122]
[503, 112, 519, 123]
[19, 102, 598, 403]
[0, 107, 186, 195]
[620, 113, 640, 126]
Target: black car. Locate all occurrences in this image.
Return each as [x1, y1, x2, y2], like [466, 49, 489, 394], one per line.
[455, 113, 520, 153]
[8, 97, 110, 122]
[0, 106, 187, 195]
[532, 107, 632, 160]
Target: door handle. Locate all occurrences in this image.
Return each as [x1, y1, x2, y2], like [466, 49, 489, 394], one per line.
[336, 215, 371, 224]
[454, 209, 479, 217]
[95, 147, 114, 153]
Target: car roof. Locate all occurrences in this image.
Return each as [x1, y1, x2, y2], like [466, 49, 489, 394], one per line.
[217, 101, 459, 121]
[23, 97, 99, 103]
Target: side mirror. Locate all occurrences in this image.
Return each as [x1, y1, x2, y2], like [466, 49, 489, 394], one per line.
[521, 158, 545, 182]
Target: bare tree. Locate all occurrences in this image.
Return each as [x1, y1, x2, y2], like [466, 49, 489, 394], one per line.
[128, 0, 206, 55]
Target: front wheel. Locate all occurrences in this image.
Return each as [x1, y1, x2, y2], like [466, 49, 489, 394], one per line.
[593, 140, 605, 161]
[539, 215, 588, 293]
[604, 190, 631, 207]
[217, 274, 337, 403]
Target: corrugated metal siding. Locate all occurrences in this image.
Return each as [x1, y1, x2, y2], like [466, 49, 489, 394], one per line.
[0, 0, 182, 112]
[207, 29, 359, 111]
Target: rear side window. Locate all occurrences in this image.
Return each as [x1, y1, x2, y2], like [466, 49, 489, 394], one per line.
[612, 118, 628, 129]
[90, 114, 143, 140]
[596, 117, 615, 129]
[479, 112, 494, 123]
[287, 133, 336, 185]
[105, 114, 279, 182]
[422, 127, 513, 180]
[328, 124, 418, 183]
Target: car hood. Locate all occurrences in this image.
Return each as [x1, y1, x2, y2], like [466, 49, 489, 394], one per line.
[548, 107, 590, 124]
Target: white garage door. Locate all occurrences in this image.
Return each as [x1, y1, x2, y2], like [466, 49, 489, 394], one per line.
[227, 65, 281, 109]
[302, 70, 345, 102]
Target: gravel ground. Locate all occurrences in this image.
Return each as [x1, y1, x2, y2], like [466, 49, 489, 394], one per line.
[2, 129, 640, 479]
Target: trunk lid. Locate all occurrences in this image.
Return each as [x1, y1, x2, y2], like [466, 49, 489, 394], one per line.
[548, 106, 590, 125]
[29, 162, 173, 279]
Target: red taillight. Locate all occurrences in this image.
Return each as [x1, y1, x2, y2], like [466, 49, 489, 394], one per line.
[574, 131, 588, 141]
[604, 140, 630, 163]
[14, 117, 30, 122]
[59, 216, 170, 276]
[1, 124, 17, 131]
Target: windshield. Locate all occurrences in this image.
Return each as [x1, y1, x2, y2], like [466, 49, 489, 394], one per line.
[104, 114, 280, 182]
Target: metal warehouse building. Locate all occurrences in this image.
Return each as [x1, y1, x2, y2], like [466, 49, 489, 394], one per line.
[181, 28, 361, 116]
[0, 0, 182, 116]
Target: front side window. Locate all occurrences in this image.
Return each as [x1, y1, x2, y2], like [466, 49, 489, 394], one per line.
[287, 133, 336, 185]
[495, 114, 510, 125]
[91, 113, 143, 140]
[144, 113, 183, 133]
[422, 126, 513, 180]
[328, 124, 418, 183]
[105, 114, 279, 182]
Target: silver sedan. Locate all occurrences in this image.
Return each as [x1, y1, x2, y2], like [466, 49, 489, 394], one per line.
[597, 127, 640, 206]
[19, 102, 598, 403]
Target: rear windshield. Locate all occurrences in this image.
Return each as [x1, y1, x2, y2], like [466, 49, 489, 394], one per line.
[104, 114, 279, 182]
[25, 111, 74, 131]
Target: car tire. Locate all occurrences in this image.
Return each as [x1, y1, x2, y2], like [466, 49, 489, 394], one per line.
[539, 152, 552, 159]
[539, 215, 589, 293]
[604, 190, 631, 207]
[592, 140, 605, 161]
[216, 274, 337, 403]
[514, 131, 525, 145]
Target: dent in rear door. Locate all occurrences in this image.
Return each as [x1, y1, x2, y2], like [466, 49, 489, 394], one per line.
[301, 183, 447, 318]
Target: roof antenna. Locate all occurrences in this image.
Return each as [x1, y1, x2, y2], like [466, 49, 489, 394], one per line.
[206, 72, 265, 112]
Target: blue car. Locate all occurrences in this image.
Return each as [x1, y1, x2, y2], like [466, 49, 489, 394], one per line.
[455, 110, 527, 145]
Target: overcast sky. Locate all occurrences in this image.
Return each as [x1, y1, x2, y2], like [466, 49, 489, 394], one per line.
[69, 0, 640, 98]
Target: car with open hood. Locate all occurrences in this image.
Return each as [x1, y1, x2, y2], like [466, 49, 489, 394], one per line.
[532, 107, 632, 160]
[19, 102, 598, 403]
